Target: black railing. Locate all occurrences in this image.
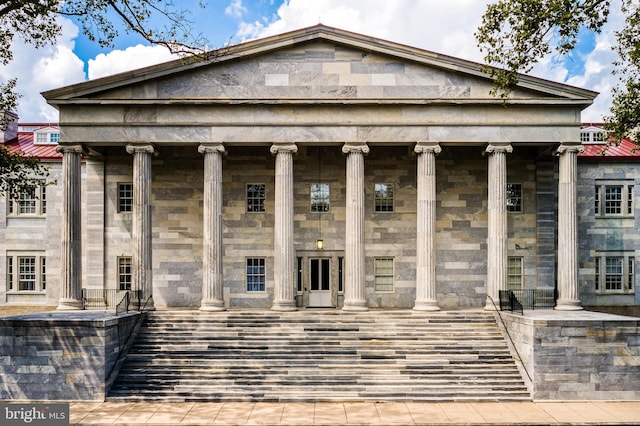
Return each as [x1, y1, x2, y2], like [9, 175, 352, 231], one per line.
[82, 289, 142, 312]
[499, 289, 556, 313]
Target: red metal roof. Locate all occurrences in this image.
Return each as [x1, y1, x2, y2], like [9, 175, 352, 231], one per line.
[578, 124, 640, 161]
[2, 125, 62, 161]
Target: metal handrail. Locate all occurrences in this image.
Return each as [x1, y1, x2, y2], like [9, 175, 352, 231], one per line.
[499, 289, 556, 313]
[487, 295, 533, 384]
[115, 292, 129, 315]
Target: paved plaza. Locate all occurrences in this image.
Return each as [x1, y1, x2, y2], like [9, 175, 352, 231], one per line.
[69, 400, 640, 425]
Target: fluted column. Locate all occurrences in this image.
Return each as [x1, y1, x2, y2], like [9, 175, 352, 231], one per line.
[57, 144, 86, 310]
[199, 143, 226, 311]
[126, 144, 156, 310]
[556, 143, 584, 310]
[342, 142, 369, 311]
[414, 142, 441, 311]
[270, 142, 298, 311]
[484, 143, 512, 310]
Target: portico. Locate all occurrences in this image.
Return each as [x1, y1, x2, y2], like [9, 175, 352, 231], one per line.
[46, 25, 596, 311]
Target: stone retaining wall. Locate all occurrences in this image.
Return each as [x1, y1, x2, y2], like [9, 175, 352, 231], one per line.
[0, 311, 140, 401]
[501, 310, 640, 400]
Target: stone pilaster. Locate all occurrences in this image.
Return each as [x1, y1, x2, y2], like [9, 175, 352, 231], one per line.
[199, 143, 226, 311]
[342, 142, 370, 311]
[484, 143, 512, 310]
[414, 142, 441, 311]
[126, 144, 156, 310]
[555, 143, 584, 310]
[57, 144, 86, 310]
[270, 143, 298, 311]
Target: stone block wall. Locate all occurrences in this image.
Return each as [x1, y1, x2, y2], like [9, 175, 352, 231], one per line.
[89, 144, 551, 309]
[501, 311, 640, 400]
[0, 312, 139, 401]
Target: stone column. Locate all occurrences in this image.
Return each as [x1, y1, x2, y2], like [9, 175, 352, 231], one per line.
[414, 142, 441, 311]
[342, 142, 370, 311]
[57, 145, 86, 310]
[270, 143, 298, 311]
[556, 143, 584, 310]
[199, 143, 226, 311]
[484, 143, 512, 310]
[126, 144, 156, 310]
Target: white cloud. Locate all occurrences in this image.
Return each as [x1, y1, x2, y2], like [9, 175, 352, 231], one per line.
[0, 17, 85, 122]
[226, 0, 248, 19]
[87, 44, 179, 80]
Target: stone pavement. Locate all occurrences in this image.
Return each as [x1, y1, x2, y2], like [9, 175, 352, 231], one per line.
[69, 401, 640, 425]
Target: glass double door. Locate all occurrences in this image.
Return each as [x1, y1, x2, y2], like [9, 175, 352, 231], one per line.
[308, 258, 332, 307]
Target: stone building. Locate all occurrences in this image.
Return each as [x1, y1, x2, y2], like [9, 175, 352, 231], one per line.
[3, 25, 610, 311]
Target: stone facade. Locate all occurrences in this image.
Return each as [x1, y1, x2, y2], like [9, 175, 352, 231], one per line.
[501, 311, 640, 400]
[0, 312, 139, 401]
[15, 25, 596, 310]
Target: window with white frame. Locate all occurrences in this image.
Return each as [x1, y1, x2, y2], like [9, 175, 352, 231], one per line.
[374, 258, 394, 292]
[374, 184, 394, 212]
[118, 257, 132, 290]
[34, 130, 60, 145]
[311, 183, 330, 212]
[118, 183, 133, 213]
[6, 253, 46, 292]
[507, 183, 522, 213]
[507, 257, 523, 290]
[246, 258, 266, 292]
[7, 184, 46, 217]
[595, 183, 634, 217]
[594, 254, 635, 294]
[580, 127, 607, 144]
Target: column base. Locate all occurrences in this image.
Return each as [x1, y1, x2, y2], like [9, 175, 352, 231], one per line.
[342, 300, 368, 312]
[484, 299, 499, 311]
[271, 300, 297, 311]
[200, 300, 226, 311]
[555, 299, 584, 311]
[57, 299, 83, 310]
[413, 300, 440, 311]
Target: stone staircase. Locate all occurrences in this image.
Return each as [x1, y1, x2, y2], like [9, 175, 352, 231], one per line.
[107, 309, 530, 402]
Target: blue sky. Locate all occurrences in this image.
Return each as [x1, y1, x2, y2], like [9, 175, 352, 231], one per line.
[2, 0, 620, 123]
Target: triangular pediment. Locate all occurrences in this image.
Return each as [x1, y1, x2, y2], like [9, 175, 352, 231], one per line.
[43, 25, 597, 107]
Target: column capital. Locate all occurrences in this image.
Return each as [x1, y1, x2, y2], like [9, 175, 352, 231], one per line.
[126, 144, 157, 155]
[56, 144, 87, 155]
[342, 142, 370, 155]
[556, 143, 584, 155]
[483, 143, 513, 155]
[414, 142, 442, 155]
[198, 143, 226, 155]
[270, 142, 298, 155]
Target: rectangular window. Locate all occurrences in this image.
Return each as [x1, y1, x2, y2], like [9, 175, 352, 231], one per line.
[49, 133, 60, 143]
[374, 258, 394, 292]
[7, 257, 13, 291]
[36, 133, 48, 144]
[7, 184, 45, 217]
[118, 183, 133, 213]
[246, 258, 266, 292]
[595, 253, 635, 294]
[507, 257, 523, 290]
[18, 257, 37, 291]
[374, 183, 394, 212]
[118, 257, 132, 290]
[605, 257, 623, 290]
[604, 186, 623, 215]
[595, 184, 634, 217]
[40, 257, 46, 290]
[310, 183, 330, 212]
[247, 184, 266, 213]
[507, 184, 522, 212]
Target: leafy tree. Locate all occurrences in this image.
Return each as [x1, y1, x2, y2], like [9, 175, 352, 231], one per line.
[0, 144, 51, 200]
[475, 0, 640, 142]
[0, 0, 206, 195]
